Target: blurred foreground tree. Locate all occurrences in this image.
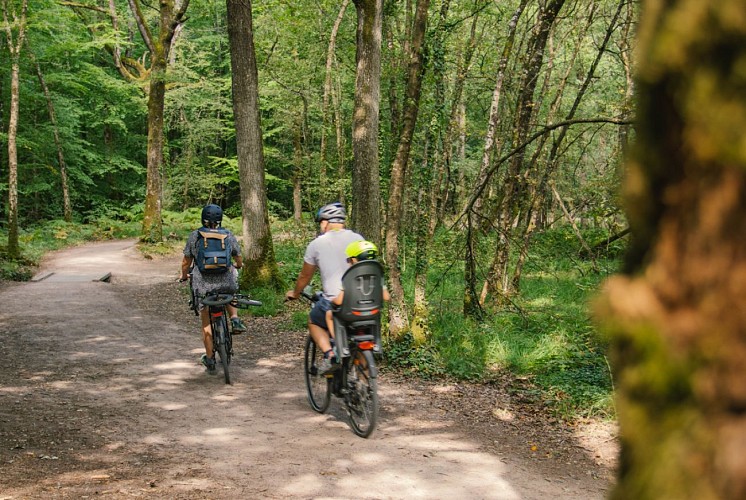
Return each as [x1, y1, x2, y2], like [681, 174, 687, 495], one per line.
[597, 1, 746, 498]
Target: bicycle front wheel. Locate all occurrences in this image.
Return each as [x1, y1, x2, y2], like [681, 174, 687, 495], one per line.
[346, 349, 378, 438]
[215, 317, 231, 384]
[304, 335, 331, 413]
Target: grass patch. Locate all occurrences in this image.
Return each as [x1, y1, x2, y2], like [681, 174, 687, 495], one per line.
[4, 213, 620, 419]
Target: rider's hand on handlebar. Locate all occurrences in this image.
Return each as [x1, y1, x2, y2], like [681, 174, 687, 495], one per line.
[285, 290, 299, 302]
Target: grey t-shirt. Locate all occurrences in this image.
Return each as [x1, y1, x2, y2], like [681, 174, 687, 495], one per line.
[184, 228, 241, 297]
[303, 229, 364, 299]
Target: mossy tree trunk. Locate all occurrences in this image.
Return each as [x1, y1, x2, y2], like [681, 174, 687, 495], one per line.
[127, 0, 189, 243]
[597, 2, 746, 498]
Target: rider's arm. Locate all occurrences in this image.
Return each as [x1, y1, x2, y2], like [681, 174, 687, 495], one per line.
[286, 262, 317, 300]
[233, 254, 244, 269]
[180, 255, 193, 281]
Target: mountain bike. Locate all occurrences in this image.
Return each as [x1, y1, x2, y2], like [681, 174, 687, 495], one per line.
[200, 291, 262, 384]
[302, 290, 381, 438]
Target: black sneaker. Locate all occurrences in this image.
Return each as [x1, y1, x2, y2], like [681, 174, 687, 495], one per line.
[200, 354, 217, 374]
[231, 317, 247, 334]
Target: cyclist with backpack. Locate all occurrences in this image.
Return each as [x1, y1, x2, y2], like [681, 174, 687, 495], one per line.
[180, 204, 248, 373]
[285, 202, 364, 374]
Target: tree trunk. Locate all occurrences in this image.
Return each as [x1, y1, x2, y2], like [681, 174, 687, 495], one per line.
[350, 0, 383, 244]
[616, 0, 635, 157]
[472, 0, 565, 313]
[507, 0, 625, 290]
[320, 0, 350, 205]
[437, 1, 479, 222]
[332, 74, 347, 204]
[2, 0, 28, 259]
[384, 0, 429, 338]
[32, 55, 72, 222]
[463, 0, 526, 313]
[127, 0, 190, 243]
[292, 115, 303, 222]
[227, 0, 282, 291]
[141, 58, 166, 243]
[597, 2, 746, 498]
[413, 0, 449, 323]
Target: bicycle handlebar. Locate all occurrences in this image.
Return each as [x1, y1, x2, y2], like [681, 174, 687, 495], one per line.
[202, 293, 263, 308]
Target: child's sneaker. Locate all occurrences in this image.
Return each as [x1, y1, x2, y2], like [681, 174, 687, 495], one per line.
[317, 355, 339, 375]
[200, 354, 217, 374]
[231, 317, 247, 334]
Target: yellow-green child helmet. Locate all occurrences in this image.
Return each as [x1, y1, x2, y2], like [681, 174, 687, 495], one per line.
[345, 240, 379, 261]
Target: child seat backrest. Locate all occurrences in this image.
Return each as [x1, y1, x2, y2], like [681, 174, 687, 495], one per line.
[333, 259, 384, 358]
[335, 260, 384, 326]
[195, 227, 232, 275]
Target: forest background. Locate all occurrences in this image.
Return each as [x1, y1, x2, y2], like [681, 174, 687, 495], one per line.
[0, 0, 635, 419]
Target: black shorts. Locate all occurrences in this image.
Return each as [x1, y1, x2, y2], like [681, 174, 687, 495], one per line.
[309, 296, 332, 330]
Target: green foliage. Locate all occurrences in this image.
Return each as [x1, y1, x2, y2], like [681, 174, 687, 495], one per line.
[384, 332, 447, 379]
[386, 225, 621, 418]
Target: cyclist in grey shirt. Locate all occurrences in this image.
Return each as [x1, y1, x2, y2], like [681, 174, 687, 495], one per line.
[286, 203, 363, 373]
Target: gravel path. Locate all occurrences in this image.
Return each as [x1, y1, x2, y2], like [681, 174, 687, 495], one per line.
[0, 239, 616, 499]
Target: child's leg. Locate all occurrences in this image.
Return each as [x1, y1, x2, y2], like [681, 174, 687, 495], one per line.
[325, 309, 335, 339]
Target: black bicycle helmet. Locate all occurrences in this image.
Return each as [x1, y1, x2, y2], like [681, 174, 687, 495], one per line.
[314, 202, 346, 223]
[201, 204, 223, 226]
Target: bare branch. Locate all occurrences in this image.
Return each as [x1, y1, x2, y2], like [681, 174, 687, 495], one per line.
[458, 117, 635, 224]
[58, 1, 109, 14]
[126, 0, 155, 54]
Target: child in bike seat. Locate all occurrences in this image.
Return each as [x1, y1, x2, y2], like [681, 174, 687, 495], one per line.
[325, 240, 390, 339]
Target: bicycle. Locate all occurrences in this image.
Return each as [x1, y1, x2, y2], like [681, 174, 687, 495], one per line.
[301, 259, 384, 438]
[184, 275, 261, 384]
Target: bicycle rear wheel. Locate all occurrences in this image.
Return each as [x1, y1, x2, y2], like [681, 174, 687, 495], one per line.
[304, 335, 331, 413]
[215, 316, 231, 384]
[346, 349, 378, 438]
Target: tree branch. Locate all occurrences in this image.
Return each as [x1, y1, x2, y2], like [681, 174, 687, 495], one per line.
[58, 1, 109, 14]
[126, 0, 155, 54]
[458, 116, 634, 223]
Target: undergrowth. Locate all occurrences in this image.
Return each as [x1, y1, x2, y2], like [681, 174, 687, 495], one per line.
[1, 212, 622, 419]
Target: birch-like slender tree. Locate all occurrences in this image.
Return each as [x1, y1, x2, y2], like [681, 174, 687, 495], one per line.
[31, 53, 72, 222]
[2, 0, 28, 259]
[320, 0, 350, 205]
[384, 0, 429, 338]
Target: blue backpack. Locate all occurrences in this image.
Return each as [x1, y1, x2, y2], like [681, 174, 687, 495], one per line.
[195, 227, 232, 275]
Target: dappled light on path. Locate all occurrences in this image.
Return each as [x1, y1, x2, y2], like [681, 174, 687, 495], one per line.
[0, 240, 612, 499]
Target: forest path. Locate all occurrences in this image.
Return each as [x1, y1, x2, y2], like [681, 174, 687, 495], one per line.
[0, 239, 615, 499]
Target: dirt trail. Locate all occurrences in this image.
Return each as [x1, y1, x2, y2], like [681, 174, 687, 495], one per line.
[0, 239, 616, 499]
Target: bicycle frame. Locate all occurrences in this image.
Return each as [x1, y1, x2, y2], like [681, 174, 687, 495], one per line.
[302, 291, 380, 437]
[199, 292, 262, 385]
